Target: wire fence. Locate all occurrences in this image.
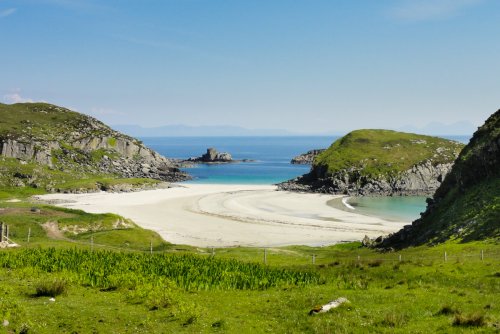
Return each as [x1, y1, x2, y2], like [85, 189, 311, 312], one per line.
[10, 225, 500, 266]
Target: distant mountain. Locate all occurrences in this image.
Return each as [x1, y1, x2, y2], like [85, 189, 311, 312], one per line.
[112, 124, 295, 137]
[379, 110, 500, 248]
[398, 121, 477, 136]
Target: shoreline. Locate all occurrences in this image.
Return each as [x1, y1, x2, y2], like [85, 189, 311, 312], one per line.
[37, 183, 407, 247]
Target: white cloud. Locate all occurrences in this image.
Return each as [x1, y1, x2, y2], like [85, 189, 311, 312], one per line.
[389, 0, 484, 22]
[3, 92, 33, 104]
[0, 8, 16, 18]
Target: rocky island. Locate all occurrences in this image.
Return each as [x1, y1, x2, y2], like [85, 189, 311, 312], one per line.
[186, 147, 233, 163]
[0, 102, 190, 193]
[279, 129, 464, 196]
[185, 147, 252, 164]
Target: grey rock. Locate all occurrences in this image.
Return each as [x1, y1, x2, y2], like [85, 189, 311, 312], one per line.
[290, 149, 325, 165]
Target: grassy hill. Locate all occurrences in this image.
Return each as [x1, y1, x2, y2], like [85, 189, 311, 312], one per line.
[379, 110, 500, 248]
[314, 129, 463, 177]
[0, 103, 188, 194]
[0, 102, 121, 141]
[280, 130, 464, 195]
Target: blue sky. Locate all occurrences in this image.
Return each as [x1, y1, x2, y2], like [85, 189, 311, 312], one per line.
[1, 0, 499, 134]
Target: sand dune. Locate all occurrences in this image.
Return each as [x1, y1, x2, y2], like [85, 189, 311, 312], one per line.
[38, 184, 407, 247]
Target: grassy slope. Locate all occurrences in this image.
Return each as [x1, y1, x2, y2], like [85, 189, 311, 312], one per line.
[381, 110, 500, 248]
[0, 241, 498, 333]
[314, 129, 463, 177]
[0, 102, 124, 141]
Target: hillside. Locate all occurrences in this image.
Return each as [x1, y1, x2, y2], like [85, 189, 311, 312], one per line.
[0, 103, 189, 193]
[377, 110, 500, 248]
[279, 130, 464, 196]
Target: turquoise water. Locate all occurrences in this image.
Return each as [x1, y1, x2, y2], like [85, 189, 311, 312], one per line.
[141, 135, 469, 220]
[346, 196, 428, 222]
[141, 136, 337, 184]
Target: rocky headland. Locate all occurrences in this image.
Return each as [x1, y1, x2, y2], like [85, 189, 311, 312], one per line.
[279, 130, 464, 196]
[374, 110, 500, 248]
[0, 102, 190, 192]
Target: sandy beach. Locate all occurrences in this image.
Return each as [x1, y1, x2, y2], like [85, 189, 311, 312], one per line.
[38, 184, 407, 247]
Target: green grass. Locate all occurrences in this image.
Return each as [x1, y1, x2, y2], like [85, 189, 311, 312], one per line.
[0, 241, 497, 333]
[0, 102, 131, 142]
[314, 129, 464, 177]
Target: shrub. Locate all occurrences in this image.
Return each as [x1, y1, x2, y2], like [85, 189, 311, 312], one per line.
[435, 305, 458, 316]
[452, 313, 487, 327]
[34, 278, 67, 297]
[381, 312, 408, 327]
[367, 259, 383, 267]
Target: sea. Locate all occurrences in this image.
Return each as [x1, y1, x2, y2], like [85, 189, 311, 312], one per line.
[142, 135, 471, 222]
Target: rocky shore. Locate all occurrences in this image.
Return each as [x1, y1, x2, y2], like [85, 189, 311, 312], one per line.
[290, 149, 325, 164]
[278, 160, 454, 196]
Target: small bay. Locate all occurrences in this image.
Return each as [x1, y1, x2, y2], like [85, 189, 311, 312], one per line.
[345, 196, 428, 222]
[141, 135, 470, 220]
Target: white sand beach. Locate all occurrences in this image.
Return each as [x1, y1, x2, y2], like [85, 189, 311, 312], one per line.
[38, 184, 407, 247]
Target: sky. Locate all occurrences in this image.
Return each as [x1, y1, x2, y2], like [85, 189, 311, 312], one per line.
[1, 0, 499, 135]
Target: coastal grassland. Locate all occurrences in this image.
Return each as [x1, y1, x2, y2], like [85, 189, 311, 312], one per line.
[0, 240, 498, 333]
[314, 129, 464, 177]
[0, 200, 169, 251]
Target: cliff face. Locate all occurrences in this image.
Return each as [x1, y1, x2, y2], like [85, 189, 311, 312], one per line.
[279, 130, 463, 196]
[377, 110, 500, 248]
[0, 103, 190, 186]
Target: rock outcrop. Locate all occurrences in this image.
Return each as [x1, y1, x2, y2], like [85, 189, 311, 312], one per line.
[186, 148, 234, 163]
[375, 110, 500, 248]
[278, 130, 464, 196]
[291, 149, 325, 164]
[0, 102, 190, 185]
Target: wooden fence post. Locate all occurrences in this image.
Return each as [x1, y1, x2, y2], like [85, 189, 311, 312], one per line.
[444, 251, 447, 262]
[264, 248, 267, 265]
[27, 228, 31, 243]
[481, 250, 484, 261]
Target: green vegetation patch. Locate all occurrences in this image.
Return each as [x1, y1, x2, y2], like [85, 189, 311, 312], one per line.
[314, 129, 463, 177]
[0, 248, 319, 291]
